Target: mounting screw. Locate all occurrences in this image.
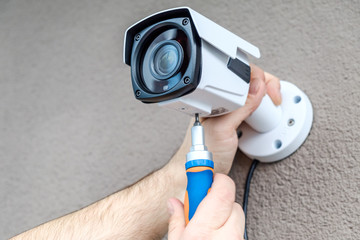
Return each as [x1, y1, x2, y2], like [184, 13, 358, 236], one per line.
[182, 18, 189, 26]
[288, 118, 295, 126]
[135, 34, 141, 41]
[135, 90, 141, 97]
[184, 77, 190, 84]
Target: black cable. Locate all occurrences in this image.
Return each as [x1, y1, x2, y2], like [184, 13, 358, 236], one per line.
[243, 159, 259, 240]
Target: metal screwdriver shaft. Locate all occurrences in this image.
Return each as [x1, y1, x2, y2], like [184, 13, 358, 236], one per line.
[184, 113, 214, 224]
[194, 113, 200, 125]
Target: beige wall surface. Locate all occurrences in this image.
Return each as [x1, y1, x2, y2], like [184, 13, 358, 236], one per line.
[1, 0, 359, 239]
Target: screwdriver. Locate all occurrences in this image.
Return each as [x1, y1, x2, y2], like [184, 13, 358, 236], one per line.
[184, 113, 214, 224]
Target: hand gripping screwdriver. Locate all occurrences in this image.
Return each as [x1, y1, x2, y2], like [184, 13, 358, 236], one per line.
[184, 113, 214, 224]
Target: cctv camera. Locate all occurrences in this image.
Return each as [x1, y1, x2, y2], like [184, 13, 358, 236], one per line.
[123, 7, 313, 163]
[124, 6, 260, 116]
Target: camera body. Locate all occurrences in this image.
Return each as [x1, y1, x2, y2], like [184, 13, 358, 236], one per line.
[123, 7, 260, 116]
[124, 7, 314, 163]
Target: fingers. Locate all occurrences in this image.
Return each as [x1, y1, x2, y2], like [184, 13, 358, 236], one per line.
[169, 176, 242, 239]
[190, 174, 236, 230]
[168, 198, 185, 240]
[208, 65, 281, 130]
[217, 64, 267, 129]
[264, 71, 282, 106]
[218, 202, 245, 238]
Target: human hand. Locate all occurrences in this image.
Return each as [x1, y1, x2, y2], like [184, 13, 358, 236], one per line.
[173, 64, 281, 174]
[167, 174, 244, 240]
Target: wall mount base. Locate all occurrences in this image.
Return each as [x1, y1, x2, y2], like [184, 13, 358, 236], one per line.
[238, 81, 313, 163]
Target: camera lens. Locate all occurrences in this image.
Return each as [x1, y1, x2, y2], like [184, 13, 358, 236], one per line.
[150, 40, 183, 80]
[155, 45, 178, 76]
[130, 20, 201, 101]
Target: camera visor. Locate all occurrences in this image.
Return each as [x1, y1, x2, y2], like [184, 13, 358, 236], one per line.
[150, 40, 183, 80]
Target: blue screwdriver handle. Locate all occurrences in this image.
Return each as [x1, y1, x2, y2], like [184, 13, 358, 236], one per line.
[184, 160, 214, 225]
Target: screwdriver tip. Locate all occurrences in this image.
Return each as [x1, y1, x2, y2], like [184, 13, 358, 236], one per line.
[194, 113, 200, 126]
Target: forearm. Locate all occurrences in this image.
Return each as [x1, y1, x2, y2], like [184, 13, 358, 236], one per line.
[11, 150, 187, 240]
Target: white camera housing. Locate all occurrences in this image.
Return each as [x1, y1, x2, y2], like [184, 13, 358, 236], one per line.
[124, 6, 260, 116]
[124, 7, 313, 163]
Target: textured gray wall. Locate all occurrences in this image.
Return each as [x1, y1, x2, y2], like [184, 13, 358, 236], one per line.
[1, 0, 359, 239]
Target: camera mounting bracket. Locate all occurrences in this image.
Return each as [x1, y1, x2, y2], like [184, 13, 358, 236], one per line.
[238, 80, 313, 163]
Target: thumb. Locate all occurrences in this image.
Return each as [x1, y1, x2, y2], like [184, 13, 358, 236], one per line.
[168, 198, 185, 240]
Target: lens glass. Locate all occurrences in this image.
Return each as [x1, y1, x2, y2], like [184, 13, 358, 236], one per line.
[138, 28, 189, 94]
[149, 40, 183, 80]
[154, 44, 179, 77]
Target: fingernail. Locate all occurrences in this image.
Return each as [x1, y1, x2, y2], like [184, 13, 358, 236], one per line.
[272, 93, 281, 106]
[167, 200, 174, 215]
[274, 95, 282, 106]
[275, 86, 282, 105]
[249, 78, 260, 95]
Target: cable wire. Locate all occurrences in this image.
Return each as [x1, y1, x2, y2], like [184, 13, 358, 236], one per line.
[243, 159, 259, 240]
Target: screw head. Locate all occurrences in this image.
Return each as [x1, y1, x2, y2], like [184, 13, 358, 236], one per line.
[135, 90, 141, 97]
[135, 34, 141, 41]
[182, 18, 189, 26]
[288, 118, 295, 126]
[184, 77, 190, 84]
